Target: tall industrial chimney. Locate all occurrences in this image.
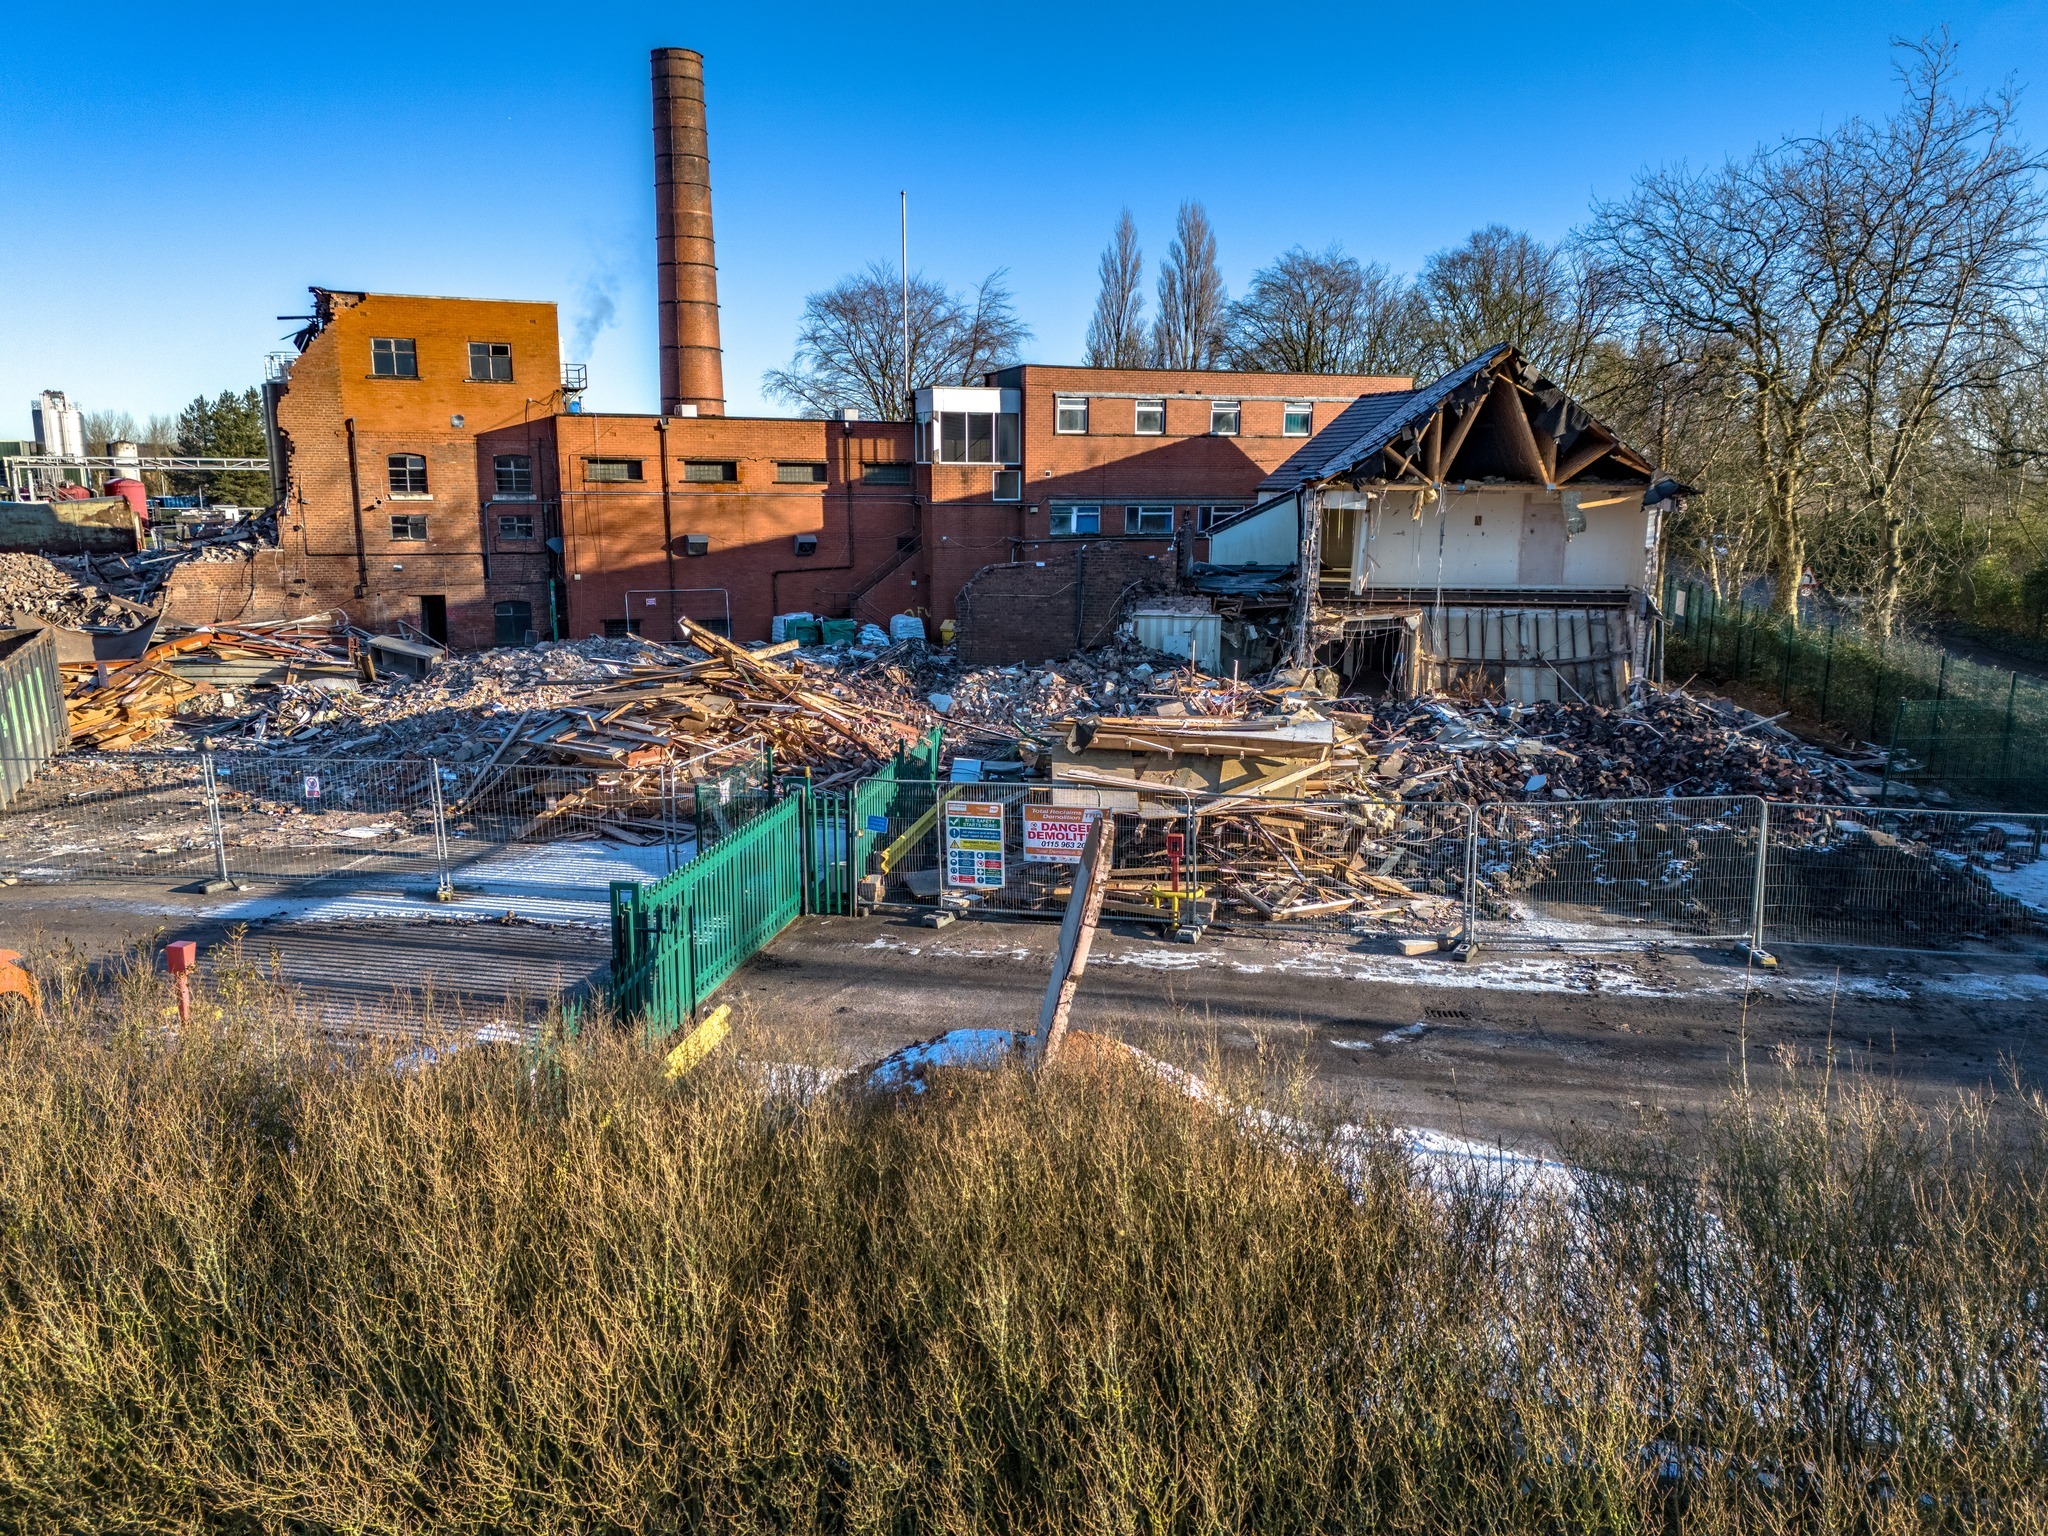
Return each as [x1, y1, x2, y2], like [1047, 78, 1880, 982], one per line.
[652, 47, 725, 417]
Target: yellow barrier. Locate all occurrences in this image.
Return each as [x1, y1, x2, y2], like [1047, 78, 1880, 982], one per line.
[663, 1003, 732, 1079]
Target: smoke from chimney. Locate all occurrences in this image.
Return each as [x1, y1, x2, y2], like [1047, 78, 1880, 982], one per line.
[652, 47, 725, 417]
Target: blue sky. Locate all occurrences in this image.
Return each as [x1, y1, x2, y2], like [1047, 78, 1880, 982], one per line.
[5, 1, 2044, 433]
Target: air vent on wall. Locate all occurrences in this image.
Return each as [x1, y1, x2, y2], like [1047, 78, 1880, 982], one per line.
[682, 534, 709, 556]
[793, 533, 818, 556]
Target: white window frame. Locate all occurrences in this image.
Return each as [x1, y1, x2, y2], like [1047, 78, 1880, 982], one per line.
[1133, 398, 1166, 435]
[1124, 504, 1174, 535]
[1049, 504, 1101, 537]
[1055, 396, 1089, 435]
[1195, 504, 1244, 533]
[1282, 401, 1313, 436]
[1210, 400, 1241, 436]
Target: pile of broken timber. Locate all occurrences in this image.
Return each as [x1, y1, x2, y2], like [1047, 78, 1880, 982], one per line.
[473, 616, 934, 787]
[62, 624, 357, 750]
[1041, 714, 1460, 932]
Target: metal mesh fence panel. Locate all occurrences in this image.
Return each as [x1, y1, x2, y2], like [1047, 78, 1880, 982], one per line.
[1762, 804, 2048, 954]
[208, 755, 447, 884]
[848, 780, 1468, 937]
[0, 752, 217, 882]
[1472, 796, 1763, 947]
[693, 749, 775, 850]
[1883, 695, 2048, 812]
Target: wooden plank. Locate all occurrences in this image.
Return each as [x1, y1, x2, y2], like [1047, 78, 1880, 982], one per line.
[1029, 812, 1114, 1065]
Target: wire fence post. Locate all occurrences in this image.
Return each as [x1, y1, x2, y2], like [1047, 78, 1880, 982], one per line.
[661, 760, 677, 875]
[428, 760, 453, 899]
[200, 752, 229, 883]
[1749, 797, 1770, 957]
[1461, 803, 1480, 956]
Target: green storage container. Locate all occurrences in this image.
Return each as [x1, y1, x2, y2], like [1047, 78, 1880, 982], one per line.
[821, 619, 859, 646]
[787, 619, 824, 646]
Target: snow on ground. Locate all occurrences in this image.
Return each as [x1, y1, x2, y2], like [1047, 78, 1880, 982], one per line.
[1983, 853, 2048, 915]
[215, 839, 678, 928]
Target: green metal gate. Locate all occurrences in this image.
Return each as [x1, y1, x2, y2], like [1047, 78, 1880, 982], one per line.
[610, 791, 804, 1037]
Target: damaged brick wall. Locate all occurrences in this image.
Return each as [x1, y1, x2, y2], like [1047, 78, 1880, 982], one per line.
[954, 539, 1180, 666]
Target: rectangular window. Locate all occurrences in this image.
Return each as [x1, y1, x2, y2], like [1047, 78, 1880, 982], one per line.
[584, 457, 644, 482]
[1055, 396, 1089, 434]
[862, 461, 912, 485]
[371, 337, 417, 378]
[1283, 401, 1313, 436]
[602, 618, 644, 639]
[493, 454, 533, 496]
[995, 412, 1020, 464]
[494, 600, 533, 647]
[1050, 504, 1101, 537]
[1210, 400, 1241, 436]
[1195, 504, 1244, 532]
[684, 460, 737, 483]
[992, 468, 1022, 502]
[1124, 505, 1174, 535]
[938, 412, 1001, 463]
[386, 453, 428, 494]
[497, 513, 535, 539]
[1134, 399, 1166, 435]
[389, 513, 428, 541]
[467, 341, 513, 381]
[775, 461, 827, 484]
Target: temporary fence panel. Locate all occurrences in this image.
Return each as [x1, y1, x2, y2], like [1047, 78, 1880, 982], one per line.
[610, 790, 804, 1035]
[207, 755, 447, 883]
[693, 748, 775, 851]
[1471, 796, 1764, 947]
[0, 752, 218, 882]
[1761, 804, 2048, 955]
[0, 629, 69, 810]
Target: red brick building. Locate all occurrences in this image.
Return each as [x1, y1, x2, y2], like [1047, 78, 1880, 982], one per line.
[171, 49, 1410, 660]
[163, 288, 569, 650]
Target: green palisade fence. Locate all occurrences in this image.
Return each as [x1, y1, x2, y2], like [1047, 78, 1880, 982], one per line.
[610, 791, 804, 1037]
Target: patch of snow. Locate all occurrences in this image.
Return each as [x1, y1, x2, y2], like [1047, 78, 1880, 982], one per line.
[1981, 856, 2048, 915]
[1378, 1021, 1429, 1044]
[867, 1028, 1021, 1092]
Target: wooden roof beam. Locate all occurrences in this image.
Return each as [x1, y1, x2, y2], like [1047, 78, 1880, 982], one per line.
[1554, 430, 1620, 485]
[1436, 387, 1488, 477]
[1490, 374, 1549, 483]
[1423, 407, 1444, 481]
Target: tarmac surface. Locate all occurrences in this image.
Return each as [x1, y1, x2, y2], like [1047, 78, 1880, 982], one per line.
[3, 875, 2042, 1156]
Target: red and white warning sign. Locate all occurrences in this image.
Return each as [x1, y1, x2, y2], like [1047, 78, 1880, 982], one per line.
[1022, 805, 1098, 863]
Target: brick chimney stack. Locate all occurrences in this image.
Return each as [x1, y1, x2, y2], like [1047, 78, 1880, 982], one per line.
[652, 47, 724, 417]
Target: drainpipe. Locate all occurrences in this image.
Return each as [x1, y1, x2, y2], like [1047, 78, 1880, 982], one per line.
[343, 417, 370, 599]
[658, 417, 677, 634]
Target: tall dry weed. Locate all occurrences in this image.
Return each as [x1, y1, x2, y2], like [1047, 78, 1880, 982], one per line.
[0, 962, 2041, 1533]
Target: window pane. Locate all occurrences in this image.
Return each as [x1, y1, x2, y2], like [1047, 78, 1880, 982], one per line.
[493, 454, 532, 495]
[1211, 401, 1240, 435]
[995, 412, 1019, 463]
[863, 462, 912, 485]
[1135, 400, 1165, 434]
[940, 412, 967, 462]
[1283, 403, 1312, 435]
[683, 460, 735, 482]
[1055, 398, 1088, 433]
[967, 413, 994, 463]
[775, 461, 827, 484]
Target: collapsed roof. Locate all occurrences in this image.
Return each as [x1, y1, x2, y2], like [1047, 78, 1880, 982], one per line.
[1257, 345, 1655, 497]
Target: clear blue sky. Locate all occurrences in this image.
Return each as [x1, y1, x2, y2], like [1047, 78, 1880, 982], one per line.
[4, 0, 2043, 434]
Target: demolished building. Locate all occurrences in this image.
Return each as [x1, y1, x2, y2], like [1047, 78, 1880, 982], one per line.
[1201, 346, 1680, 703]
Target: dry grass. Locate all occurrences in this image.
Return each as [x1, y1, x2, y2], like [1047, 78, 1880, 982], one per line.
[0, 948, 2043, 1533]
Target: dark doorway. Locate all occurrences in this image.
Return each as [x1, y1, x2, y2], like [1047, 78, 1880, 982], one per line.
[1319, 625, 1405, 698]
[419, 594, 449, 646]
[493, 599, 533, 647]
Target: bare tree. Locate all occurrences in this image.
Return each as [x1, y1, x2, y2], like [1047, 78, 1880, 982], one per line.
[1414, 225, 1618, 389]
[1221, 244, 1426, 376]
[1587, 33, 2043, 621]
[1083, 211, 1147, 368]
[78, 409, 138, 453]
[1821, 39, 2047, 633]
[765, 263, 1030, 420]
[1150, 201, 1226, 369]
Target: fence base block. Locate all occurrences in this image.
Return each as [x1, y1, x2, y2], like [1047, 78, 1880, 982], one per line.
[921, 909, 957, 929]
[1734, 940, 1779, 969]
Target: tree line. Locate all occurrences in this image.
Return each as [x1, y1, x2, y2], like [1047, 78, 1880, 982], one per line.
[78, 388, 271, 507]
[768, 35, 2048, 640]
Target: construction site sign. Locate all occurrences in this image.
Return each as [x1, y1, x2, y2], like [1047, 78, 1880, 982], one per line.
[1023, 805, 1099, 863]
[944, 800, 1006, 889]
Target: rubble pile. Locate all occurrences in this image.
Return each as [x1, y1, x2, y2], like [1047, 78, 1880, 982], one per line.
[64, 623, 359, 750]
[0, 553, 153, 632]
